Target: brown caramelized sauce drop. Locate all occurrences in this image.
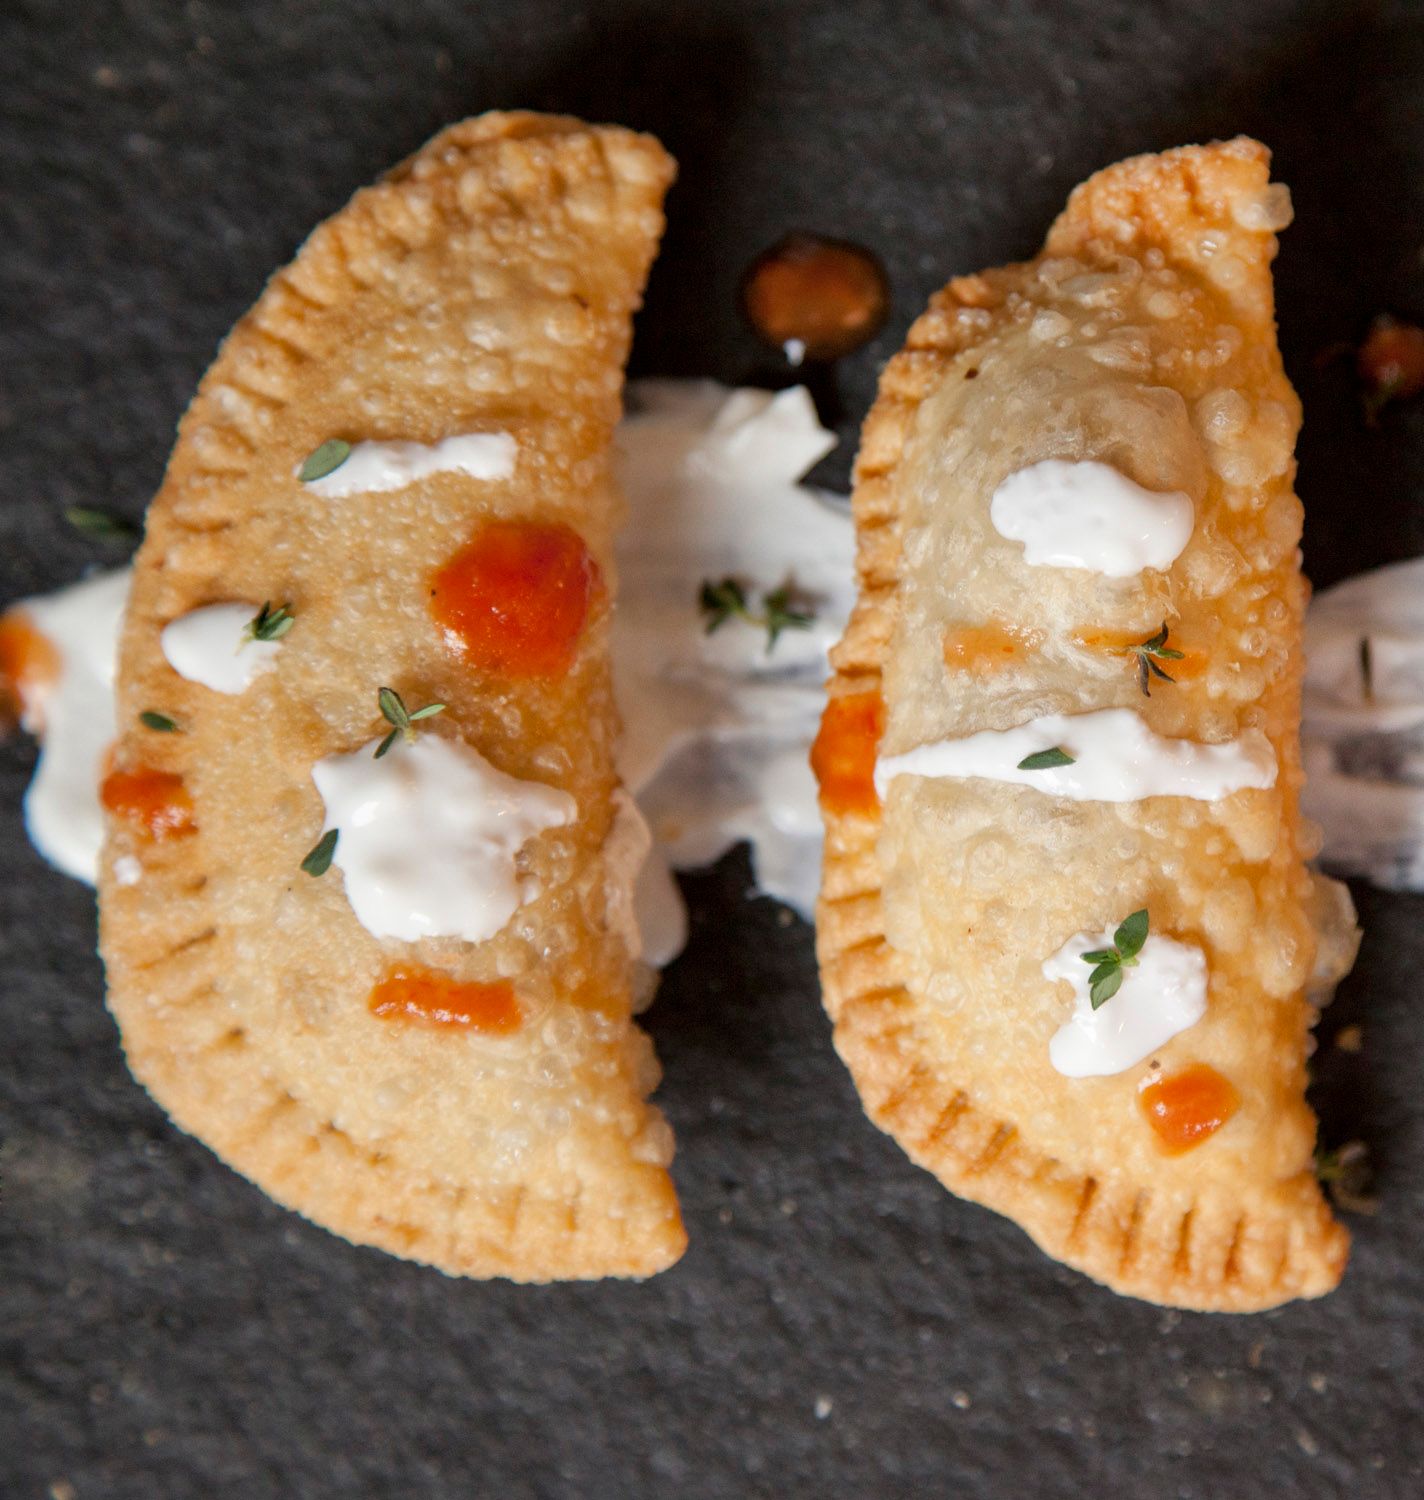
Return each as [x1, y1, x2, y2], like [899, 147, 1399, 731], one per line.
[741, 233, 889, 363]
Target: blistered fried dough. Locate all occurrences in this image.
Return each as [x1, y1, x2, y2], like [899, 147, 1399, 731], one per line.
[98, 114, 684, 1280]
[817, 139, 1350, 1310]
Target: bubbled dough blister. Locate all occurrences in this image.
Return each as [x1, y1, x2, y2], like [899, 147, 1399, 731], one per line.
[98, 114, 684, 1281]
[820, 138, 1348, 1310]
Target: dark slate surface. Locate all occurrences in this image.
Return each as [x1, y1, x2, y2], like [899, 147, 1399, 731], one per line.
[3, 2, 1423, 1496]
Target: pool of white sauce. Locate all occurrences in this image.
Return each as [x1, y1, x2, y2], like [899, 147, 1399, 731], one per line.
[876, 708, 1276, 803]
[1044, 927, 1209, 1078]
[301, 432, 516, 498]
[989, 458, 1195, 577]
[311, 732, 574, 944]
[161, 602, 284, 695]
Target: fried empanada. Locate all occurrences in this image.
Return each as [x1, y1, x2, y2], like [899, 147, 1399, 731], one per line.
[98, 113, 685, 1280]
[815, 138, 1354, 1310]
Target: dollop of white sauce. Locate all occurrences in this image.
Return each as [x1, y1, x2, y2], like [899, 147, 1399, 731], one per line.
[876, 708, 1276, 803]
[1044, 927, 1208, 1077]
[614, 380, 850, 924]
[989, 459, 1194, 577]
[15, 567, 131, 882]
[301, 432, 516, 498]
[310, 734, 574, 944]
[160, 602, 283, 695]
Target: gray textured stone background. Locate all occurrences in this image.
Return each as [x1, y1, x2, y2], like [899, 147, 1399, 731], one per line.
[3, 2, 1422, 1496]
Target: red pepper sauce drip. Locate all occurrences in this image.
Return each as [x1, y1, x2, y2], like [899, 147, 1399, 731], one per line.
[100, 767, 195, 840]
[368, 968, 522, 1034]
[811, 691, 885, 817]
[430, 519, 601, 678]
[1139, 1064, 1240, 1155]
[740, 233, 889, 362]
[0, 611, 60, 726]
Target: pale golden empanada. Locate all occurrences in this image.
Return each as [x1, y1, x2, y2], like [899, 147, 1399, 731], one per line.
[816, 138, 1353, 1310]
[99, 113, 685, 1280]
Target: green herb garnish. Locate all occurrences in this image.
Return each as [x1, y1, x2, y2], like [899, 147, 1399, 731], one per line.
[1080, 908, 1149, 1010]
[698, 575, 815, 653]
[1112, 622, 1185, 697]
[298, 439, 352, 483]
[1017, 747, 1075, 771]
[301, 828, 338, 877]
[1315, 1140, 1378, 1215]
[140, 711, 180, 733]
[66, 506, 140, 542]
[373, 686, 446, 758]
[245, 601, 295, 643]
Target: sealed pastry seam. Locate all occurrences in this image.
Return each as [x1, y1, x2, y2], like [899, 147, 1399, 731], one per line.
[816, 137, 1350, 1311]
[97, 113, 685, 1281]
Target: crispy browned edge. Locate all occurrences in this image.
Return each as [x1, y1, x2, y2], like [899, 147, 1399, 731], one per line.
[98, 112, 687, 1282]
[816, 138, 1349, 1311]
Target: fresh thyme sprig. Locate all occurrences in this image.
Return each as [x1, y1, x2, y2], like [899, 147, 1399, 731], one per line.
[1112, 622, 1185, 697]
[66, 506, 140, 543]
[698, 576, 815, 652]
[1080, 908, 1149, 1010]
[140, 711, 180, 733]
[374, 686, 446, 758]
[1315, 1140, 1378, 1215]
[301, 828, 338, 877]
[298, 439, 352, 483]
[1018, 747, 1075, 771]
[245, 601, 295, 643]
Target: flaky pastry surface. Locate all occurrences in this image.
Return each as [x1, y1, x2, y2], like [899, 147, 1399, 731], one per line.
[818, 138, 1349, 1310]
[99, 113, 684, 1281]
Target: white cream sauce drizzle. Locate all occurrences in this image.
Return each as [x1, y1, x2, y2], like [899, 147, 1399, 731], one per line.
[1044, 927, 1209, 1078]
[989, 458, 1194, 577]
[160, 602, 283, 695]
[613, 380, 851, 922]
[301, 432, 516, 498]
[12, 568, 130, 882]
[876, 708, 1276, 803]
[310, 733, 574, 944]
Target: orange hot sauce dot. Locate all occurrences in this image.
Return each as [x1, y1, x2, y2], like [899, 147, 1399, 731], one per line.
[1358, 313, 1424, 417]
[942, 621, 1040, 675]
[430, 519, 601, 678]
[1139, 1064, 1240, 1155]
[811, 690, 885, 817]
[740, 233, 889, 362]
[368, 968, 522, 1034]
[100, 767, 195, 840]
[0, 610, 60, 726]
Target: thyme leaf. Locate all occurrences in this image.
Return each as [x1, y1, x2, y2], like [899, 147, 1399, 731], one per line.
[1017, 747, 1075, 771]
[301, 828, 338, 877]
[698, 575, 816, 653]
[373, 686, 446, 757]
[298, 439, 352, 483]
[246, 601, 295, 643]
[1079, 908, 1149, 1009]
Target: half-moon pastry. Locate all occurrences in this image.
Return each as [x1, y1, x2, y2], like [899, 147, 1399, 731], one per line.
[814, 138, 1355, 1310]
[98, 113, 684, 1280]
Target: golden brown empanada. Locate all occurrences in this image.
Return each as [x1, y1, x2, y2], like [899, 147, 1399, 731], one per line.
[815, 138, 1354, 1310]
[99, 113, 685, 1281]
